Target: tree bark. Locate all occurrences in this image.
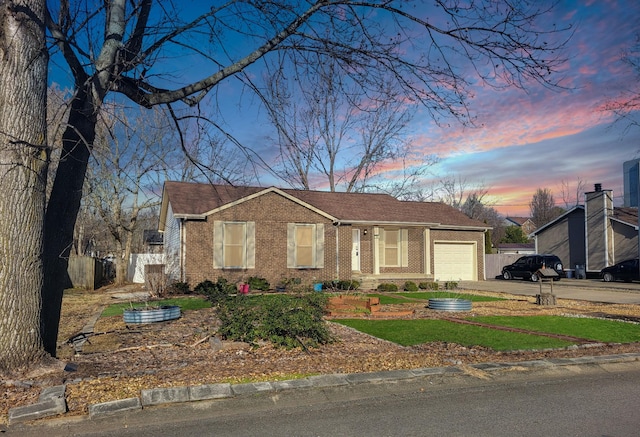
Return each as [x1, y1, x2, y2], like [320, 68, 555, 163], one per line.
[42, 93, 97, 356]
[0, 0, 49, 370]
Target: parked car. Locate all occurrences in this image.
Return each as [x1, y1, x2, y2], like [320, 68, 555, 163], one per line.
[501, 254, 564, 282]
[601, 258, 640, 283]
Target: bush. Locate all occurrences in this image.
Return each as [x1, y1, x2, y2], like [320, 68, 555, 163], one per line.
[403, 281, 418, 291]
[419, 281, 440, 290]
[168, 281, 191, 295]
[377, 283, 398, 292]
[444, 281, 458, 290]
[194, 278, 235, 305]
[320, 280, 359, 291]
[216, 293, 332, 349]
[247, 276, 270, 291]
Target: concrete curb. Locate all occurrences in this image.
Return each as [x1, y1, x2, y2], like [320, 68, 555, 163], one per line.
[82, 353, 640, 418]
[8, 385, 67, 425]
[8, 353, 640, 425]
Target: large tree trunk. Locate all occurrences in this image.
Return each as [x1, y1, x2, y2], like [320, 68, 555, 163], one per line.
[0, 0, 49, 370]
[42, 94, 97, 356]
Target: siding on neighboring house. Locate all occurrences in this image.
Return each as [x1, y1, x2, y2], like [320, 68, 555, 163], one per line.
[163, 203, 182, 281]
[613, 220, 638, 262]
[532, 185, 638, 274]
[535, 208, 585, 270]
[585, 189, 614, 271]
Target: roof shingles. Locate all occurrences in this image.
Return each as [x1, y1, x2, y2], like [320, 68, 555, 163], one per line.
[163, 181, 488, 229]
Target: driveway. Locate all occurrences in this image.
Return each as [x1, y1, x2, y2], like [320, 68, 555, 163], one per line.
[459, 278, 640, 304]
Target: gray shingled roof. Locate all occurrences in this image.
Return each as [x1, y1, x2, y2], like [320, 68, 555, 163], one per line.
[162, 181, 489, 229]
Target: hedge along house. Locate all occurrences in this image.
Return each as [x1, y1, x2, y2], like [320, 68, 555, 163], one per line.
[159, 181, 490, 289]
[531, 184, 639, 275]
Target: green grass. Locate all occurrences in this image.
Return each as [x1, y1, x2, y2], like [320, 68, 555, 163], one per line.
[101, 296, 211, 317]
[473, 316, 640, 343]
[367, 292, 505, 304]
[333, 318, 572, 350]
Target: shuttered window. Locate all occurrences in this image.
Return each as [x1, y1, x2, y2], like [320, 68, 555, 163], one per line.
[213, 221, 255, 269]
[380, 228, 408, 268]
[287, 223, 325, 268]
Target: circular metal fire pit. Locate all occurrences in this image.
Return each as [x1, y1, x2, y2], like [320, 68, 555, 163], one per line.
[427, 298, 472, 311]
[123, 305, 181, 324]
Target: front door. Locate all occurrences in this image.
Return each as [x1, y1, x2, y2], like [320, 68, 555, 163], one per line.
[352, 229, 361, 271]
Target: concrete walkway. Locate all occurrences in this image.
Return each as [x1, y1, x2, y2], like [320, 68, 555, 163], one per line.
[459, 279, 640, 304]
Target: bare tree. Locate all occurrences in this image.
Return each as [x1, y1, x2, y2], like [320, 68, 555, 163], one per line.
[84, 107, 174, 285]
[261, 55, 433, 194]
[559, 177, 586, 209]
[1, 0, 572, 370]
[604, 34, 640, 136]
[530, 187, 564, 227]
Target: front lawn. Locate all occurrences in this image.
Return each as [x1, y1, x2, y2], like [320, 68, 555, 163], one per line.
[101, 296, 211, 317]
[333, 318, 573, 350]
[472, 315, 640, 343]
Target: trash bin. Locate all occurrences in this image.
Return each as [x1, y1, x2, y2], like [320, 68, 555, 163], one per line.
[566, 269, 574, 279]
[575, 265, 586, 279]
[313, 283, 323, 292]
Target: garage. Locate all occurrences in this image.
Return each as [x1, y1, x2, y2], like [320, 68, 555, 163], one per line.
[434, 242, 477, 281]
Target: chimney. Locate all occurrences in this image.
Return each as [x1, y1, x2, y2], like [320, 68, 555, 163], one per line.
[585, 185, 613, 272]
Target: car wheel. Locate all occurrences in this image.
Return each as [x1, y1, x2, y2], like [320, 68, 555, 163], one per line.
[503, 271, 512, 280]
[603, 272, 614, 282]
[530, 273, 539, 282]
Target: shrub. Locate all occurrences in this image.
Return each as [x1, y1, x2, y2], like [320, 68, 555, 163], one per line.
[419, 281, 440, 290]
[403, 281, 418, 291]
[168, 281, 191, 295]
[318, 280, 359, 292]
[217, 293, 332, 349]
[377, 283, 398, 292]
[444, 281, 458, 290]
[247, 276, 270, 291]
[194, 278, 235, 305]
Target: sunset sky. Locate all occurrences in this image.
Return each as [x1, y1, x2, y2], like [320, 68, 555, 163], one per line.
[408, 0, 640, 216]
[227, 0, 640, 216]
[49, 1, 640, 217]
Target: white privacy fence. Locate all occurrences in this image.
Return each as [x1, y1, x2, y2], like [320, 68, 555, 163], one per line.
[128, 253, 165, 283]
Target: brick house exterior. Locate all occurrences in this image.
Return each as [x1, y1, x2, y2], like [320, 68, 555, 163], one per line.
[159, 182, 490, 289]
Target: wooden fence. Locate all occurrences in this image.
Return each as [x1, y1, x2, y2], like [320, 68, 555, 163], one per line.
[485, 253, 521, 280]
[67, 256, 107, 290]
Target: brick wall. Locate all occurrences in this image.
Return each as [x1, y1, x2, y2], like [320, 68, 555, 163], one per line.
[183, 191, 338, 288]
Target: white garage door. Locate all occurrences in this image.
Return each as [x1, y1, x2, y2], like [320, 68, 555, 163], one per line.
[434, 242, 476, 281]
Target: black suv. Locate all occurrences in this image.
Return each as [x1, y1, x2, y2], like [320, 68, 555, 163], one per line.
[502, 254, 564, 282]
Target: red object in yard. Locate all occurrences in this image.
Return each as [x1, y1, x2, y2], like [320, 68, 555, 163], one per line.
[240, 283, 249, 294]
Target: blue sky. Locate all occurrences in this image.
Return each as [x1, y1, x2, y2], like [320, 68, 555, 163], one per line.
[408, 0, 640, 215]
[49, 1, 640, 217]
[216, 0, 640, 215]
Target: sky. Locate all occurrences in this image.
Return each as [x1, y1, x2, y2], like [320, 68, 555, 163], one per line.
[49, 1, 640, 217]
[407, 0, 640, 216]
[220, 0, 640, 217]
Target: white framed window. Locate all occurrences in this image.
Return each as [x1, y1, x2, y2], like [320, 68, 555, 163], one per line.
[287, 223, 325, 268]
[214, 221, 255, 269]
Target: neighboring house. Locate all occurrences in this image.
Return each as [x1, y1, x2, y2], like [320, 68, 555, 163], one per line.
[158, 182, 490, 289]
[531, 184, 639, 274]
[495, 242, 535, 254]
[503, 216, 537, 235]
